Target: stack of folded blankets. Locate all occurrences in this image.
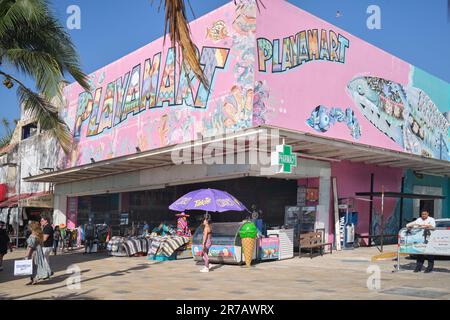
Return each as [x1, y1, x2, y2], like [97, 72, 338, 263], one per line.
[147, 235, 190, 258]
[107, 235, 190, 258]
[107, 236, 151, 257]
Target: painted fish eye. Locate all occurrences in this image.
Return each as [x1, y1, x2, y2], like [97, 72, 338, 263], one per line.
[357, 85, 365, 95]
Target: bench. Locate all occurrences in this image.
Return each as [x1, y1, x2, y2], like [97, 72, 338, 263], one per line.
[299, 232, 333, 258]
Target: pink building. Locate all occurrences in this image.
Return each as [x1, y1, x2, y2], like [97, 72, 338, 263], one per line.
[26, 0, 450, 247]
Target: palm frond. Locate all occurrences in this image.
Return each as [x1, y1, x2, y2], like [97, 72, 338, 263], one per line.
[3, 48, 61, 98]
[0, 0, 47, 39]
[0, 0, 90, 94]
[161, 0, 209, 90]
[16, 83, 72, 153]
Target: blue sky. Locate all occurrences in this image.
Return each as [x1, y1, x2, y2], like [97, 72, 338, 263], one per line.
[1, 0, 449, 136]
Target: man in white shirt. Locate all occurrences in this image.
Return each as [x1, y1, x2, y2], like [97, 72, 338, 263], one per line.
[406, 210, 436, 273]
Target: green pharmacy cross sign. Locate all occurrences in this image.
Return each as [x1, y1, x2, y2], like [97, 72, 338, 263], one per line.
[271, 144, 298, 173]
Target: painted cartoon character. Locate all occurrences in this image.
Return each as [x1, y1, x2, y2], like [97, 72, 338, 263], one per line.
[206, 20, 229, 42]
[253, 81, 270, 125]
[307, 105, 361, 139]
[223, 99, 239, 129]
[306, 105, 331, 132]
[232, 2, 256, 35]
[158, 114, 169, 146]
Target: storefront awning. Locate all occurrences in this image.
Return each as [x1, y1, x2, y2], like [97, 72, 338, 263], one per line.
[0, 192, 52, 208]
[355, 192, 445, 200]
[277, 126, 450, 177]
[24, 125, 450, 184]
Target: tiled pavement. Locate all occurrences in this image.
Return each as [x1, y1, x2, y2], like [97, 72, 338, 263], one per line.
[1, 246, 449, 300]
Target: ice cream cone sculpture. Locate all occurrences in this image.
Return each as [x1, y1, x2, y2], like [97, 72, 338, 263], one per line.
[239, 222, 258, 267]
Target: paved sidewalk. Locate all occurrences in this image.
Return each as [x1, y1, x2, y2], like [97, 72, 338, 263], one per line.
[1, 246, 449, 300]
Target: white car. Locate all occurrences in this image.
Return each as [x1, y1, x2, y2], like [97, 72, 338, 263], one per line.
[436, 218, 450, 229]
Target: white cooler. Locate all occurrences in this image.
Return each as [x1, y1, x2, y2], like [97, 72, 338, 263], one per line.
[267, 228, 294, 260]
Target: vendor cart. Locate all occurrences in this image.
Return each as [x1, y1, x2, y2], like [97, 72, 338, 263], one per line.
[192, 222, 257, 265]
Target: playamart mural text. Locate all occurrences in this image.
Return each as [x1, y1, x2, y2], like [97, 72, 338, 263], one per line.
[257, 29, 350, 72]
[74, 46, 230, 138]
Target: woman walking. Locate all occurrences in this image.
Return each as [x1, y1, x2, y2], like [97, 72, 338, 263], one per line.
[200, 217, 212, 273]
[24, 221, 52, 285]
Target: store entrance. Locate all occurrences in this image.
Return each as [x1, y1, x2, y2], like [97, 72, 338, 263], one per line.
[122, 177, 298, 236]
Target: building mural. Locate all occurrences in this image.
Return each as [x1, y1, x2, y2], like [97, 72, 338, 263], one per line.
[58, 1, 257, 169]
[254, 0, 450, 234]
[348, 76, 449, 160]
[255, 0, 450, 162]
[59, 0, 449, 169]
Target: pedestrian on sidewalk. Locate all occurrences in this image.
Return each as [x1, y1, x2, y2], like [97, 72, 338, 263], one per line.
[406, 210, 436, 273]
[25, 221, 52, 285]
[40, 216, 54, 273]
[84, 218, 96, 254]
[53, 226, 61, 255]
[0, 221, 11, 272]
[200, 217, 212, 273]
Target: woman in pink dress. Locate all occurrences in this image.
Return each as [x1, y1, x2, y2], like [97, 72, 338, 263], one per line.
[200, 217, 212, 273]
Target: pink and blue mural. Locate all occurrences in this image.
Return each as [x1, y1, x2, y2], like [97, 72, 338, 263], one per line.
[59, 0, 449, 170]
[58, 2, 257, 169]
[256, 0, 449, 161]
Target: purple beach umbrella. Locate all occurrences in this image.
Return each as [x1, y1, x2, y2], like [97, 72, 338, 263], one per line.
[169, 188, 248, 213]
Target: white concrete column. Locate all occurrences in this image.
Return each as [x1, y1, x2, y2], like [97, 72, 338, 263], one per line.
[317, 173, 331, 242]
[53, 194, 67, 226]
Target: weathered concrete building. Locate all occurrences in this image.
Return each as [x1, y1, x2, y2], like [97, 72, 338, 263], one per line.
[0, 107, 57, 242]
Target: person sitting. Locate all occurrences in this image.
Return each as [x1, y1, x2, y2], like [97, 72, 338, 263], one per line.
[175, 212, 192, 237]
[152, 222, 171, 236]
[142, 221, 150, 236]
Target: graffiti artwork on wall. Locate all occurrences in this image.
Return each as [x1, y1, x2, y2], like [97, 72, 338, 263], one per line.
[73, 46, 230, 139]
[347, 76, 450, 160]
[306, 105, 361, 139]
[201, 1, 257, 136]
[252, 80, 271, 125]
[206, 20, 229, 42]
[257, 29, 350, 73]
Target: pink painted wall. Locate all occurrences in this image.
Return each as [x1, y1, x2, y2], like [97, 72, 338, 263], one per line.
[255, 0, 449, 161]
[329, 161, 404, 241]
[58, 2, 257, 169]
[58, 0, 449, 171]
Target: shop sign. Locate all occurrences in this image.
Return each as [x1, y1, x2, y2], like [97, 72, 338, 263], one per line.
[19, 194, 53, 208]
[271, 144, 298, 173]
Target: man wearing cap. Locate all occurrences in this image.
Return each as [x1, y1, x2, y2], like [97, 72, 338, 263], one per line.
[176, 212, 192, 237]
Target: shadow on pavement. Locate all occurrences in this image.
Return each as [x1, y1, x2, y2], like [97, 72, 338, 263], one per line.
[209, 264, 224, 271]
[30, 289, 98, 300]
[4, 261, 163, 300]
[397, 262, 450, 273]
[0, 250, 112, 285]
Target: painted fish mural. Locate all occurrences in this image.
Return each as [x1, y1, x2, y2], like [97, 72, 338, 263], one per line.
[347, 76, 450, 160]
[306, 105, 361, 140]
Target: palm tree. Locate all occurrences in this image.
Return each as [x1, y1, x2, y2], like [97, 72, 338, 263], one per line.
[159, 0, 264, 90]
[0, 0, 90, 153]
